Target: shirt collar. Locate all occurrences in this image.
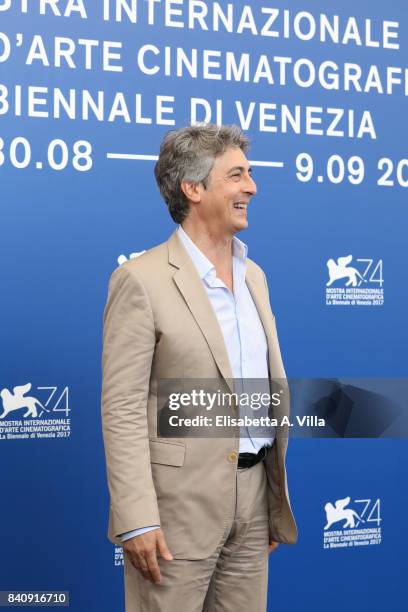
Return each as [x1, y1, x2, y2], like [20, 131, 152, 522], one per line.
[177, 226, 248, 281]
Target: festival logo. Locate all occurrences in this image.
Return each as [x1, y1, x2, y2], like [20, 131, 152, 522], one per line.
[0, 383, 71, 441]
[323, 496, 382, 549]
[325, 256, 384, 306]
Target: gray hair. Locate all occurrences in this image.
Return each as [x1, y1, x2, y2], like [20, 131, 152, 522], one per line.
[154, 124, 250, 224]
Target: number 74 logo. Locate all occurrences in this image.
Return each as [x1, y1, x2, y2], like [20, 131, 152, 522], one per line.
[357, 259, 383, 287]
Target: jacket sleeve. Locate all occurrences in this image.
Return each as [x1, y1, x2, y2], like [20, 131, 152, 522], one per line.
[101, 264, 161, 537]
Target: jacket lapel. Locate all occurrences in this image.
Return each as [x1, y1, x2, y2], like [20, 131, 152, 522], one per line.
[168, 231, 234, 392]
[245, 266, 286, 379]
[245, 266, 273, 353]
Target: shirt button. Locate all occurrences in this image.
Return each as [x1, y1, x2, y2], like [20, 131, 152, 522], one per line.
[228, 451, 238, 463]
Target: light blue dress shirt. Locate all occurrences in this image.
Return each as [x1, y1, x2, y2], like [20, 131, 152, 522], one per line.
[121, 226, 274, 542]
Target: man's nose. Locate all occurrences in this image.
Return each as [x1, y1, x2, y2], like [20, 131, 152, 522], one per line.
[245, 173, 257, 196]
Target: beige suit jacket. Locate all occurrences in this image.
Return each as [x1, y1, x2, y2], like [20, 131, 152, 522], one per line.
[101, 230, 297, 559]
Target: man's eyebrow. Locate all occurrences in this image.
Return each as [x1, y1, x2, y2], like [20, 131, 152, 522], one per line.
[227, 165, 253, 174]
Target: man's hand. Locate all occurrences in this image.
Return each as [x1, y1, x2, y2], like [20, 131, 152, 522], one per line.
[123, 528, 173, 584]
[268, 540, 279, 554]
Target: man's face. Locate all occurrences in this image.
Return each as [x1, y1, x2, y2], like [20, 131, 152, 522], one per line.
[196, 147, 257, 236]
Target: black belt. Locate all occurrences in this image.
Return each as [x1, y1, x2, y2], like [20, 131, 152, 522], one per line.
[238, 446, 268, 469]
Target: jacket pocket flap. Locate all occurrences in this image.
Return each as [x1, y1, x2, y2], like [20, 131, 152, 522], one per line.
[149, 439, 186, 466]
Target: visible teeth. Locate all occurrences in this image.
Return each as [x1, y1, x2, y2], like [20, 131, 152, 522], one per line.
[234, 203, 245, 209]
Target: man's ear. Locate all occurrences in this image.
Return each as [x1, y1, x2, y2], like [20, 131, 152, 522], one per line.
[180, 180, 202, 204]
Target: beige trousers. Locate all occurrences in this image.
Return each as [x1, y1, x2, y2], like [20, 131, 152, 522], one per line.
[124, 460, 270, 612]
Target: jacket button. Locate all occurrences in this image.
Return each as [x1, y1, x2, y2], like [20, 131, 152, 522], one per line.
[228, 451, 238, 463]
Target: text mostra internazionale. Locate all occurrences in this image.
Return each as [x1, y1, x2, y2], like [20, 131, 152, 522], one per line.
[1, 4, 406, 139]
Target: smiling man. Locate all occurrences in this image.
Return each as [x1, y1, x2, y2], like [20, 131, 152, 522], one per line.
[101, 124, 297, 612]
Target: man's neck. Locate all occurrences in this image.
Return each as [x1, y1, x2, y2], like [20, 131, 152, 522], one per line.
[180, 222, 233, 269]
